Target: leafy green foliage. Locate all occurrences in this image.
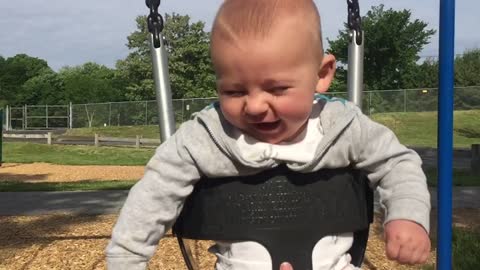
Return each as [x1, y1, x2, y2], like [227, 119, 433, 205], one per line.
[116, 13, 216, 100]
[328, 5, 436, 91]
[58, 62, 124, 104]
[456, 49, 480, 86]
[413, 59, 438, 88]
[2, 8, 478, 110]
[0, 54, 52, 106]
[0, 16, 169, 107]
[21, 70, 64, 105]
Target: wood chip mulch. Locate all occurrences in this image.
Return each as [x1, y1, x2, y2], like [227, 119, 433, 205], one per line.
[0, 163, 145, 182]
[1, 163, 478, 269]
[3, 210, 478, 270]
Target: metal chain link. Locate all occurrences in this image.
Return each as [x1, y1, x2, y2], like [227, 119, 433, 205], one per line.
[146, 0, 164, 48]
[347, 0, 362, 45]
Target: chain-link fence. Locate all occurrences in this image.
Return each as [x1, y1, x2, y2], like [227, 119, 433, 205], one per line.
[4, 86, 480, 130]
[5, 104, 70, 130]
[361, 86, 480, 114]
[71, 97, 218, 128]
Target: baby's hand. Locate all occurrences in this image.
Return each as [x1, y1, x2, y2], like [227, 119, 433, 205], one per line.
[384, 219, 431, 265]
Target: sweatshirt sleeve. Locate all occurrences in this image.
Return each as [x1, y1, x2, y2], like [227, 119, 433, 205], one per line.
[350, 107, 431, 233]
[106, 122, 201, 269]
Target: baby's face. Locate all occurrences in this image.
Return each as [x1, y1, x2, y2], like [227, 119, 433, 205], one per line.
[212, 24, 326, 144]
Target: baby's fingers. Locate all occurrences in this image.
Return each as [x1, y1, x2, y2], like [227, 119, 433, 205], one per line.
[387, 239, 430, 265]
[415, 241, 431, 264]
[397, 244, 416, 264]
[280, 262, 293, 270]
[419, 248, 430, 264]
[385, 240, 401, 261]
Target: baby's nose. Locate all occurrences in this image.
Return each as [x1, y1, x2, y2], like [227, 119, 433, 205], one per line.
[244, 95, 269, 117]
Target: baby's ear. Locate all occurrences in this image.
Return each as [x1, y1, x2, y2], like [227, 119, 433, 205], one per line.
[315, 54, 336, 93]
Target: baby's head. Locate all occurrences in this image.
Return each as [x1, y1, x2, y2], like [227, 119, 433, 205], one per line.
[211, 0, 336, 144]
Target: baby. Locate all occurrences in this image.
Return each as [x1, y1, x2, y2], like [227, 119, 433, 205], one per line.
[106, 0, 431, 269]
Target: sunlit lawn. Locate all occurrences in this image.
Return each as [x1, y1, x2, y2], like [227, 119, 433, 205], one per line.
[3, 142, 154, 165]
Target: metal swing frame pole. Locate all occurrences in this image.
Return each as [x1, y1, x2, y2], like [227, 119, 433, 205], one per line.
[146, 0, 175, 141]
[437, 0, 455, 269]
[145, 1, 198, 269]
[346, 0, 364, 109]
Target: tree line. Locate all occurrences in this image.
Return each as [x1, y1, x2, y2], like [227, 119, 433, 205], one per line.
[1, 4, 479, 108]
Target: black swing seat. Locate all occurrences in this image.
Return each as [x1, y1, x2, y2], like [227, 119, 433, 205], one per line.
[173, 165, 374, 270]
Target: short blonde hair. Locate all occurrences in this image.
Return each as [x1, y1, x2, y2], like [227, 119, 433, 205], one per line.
[211, 0, 323, 53]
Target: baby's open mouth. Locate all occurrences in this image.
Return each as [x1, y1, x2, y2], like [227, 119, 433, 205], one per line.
[252, 120, 281, 131]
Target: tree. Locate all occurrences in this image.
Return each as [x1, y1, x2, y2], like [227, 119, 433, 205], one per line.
[328, 5, 436, 91]
[21, 70, 64, 105]
[454, 49, 480, 110]
[58, 62, 122, 104]
[413, 59, 438, 88]
[0, 56, 7, 107]
[116, 13, 216, 100]
[0, 54, 52, 105]
[455, 49, 480, 86]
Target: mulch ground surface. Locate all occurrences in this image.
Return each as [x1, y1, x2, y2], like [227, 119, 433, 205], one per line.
[1, 163, 479, 269]
[2, 210, 479, 270]
[0, 163, 145, 182]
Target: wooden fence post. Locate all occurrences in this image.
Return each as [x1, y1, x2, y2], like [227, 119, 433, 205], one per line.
[95, 133, 99, 147]
[136, 135, 140, 149]
[47, 132, 52, 145]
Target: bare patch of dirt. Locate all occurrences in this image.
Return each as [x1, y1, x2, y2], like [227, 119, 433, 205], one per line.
[0, 163, 144, 182]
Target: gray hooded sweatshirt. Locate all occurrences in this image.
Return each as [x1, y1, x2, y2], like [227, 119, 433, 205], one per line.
[106, 96, 431, 270]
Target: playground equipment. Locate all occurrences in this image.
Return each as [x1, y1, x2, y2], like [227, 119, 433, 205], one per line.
[145, 0, 456, 269]
[437, 0, 455, 269]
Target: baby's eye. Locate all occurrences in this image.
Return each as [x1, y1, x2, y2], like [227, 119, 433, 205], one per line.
[268, 86, 289, 94]
[222, 90, 245, 97]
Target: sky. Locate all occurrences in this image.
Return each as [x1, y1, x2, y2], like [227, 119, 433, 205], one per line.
[0, 0, 478, 71]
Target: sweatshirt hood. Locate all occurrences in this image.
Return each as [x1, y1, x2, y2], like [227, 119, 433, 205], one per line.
[192, 95, 358, 170]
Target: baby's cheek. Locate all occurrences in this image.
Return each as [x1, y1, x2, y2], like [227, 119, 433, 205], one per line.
[278, 101, 310, 119]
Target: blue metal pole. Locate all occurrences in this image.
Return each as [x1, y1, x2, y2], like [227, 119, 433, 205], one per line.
[437, 0, 455, 269]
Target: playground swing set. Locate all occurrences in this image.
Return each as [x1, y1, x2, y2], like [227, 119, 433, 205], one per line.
[0, 0, 457, 269]
[143, 0, 456, 269]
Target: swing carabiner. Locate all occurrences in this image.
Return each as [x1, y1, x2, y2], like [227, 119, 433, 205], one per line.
[146, 0, 164, 48]
[347, 0, 362, 45]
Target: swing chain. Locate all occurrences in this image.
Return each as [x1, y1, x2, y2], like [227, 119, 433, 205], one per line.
[347, 0, 362, 45]
[146, 0, 164, 48]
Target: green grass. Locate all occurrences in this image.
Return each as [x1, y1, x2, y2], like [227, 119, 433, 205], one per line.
[425, 169, 480, 187]
[61, 110, 480, 148]
[0, 180, 137, 192]
[3, 142, 154, 165]
[63, 125, 161, 139]
[422, 227, 480, 270]
[371, 110, 480, 148]
[452, 227, 480, 269]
